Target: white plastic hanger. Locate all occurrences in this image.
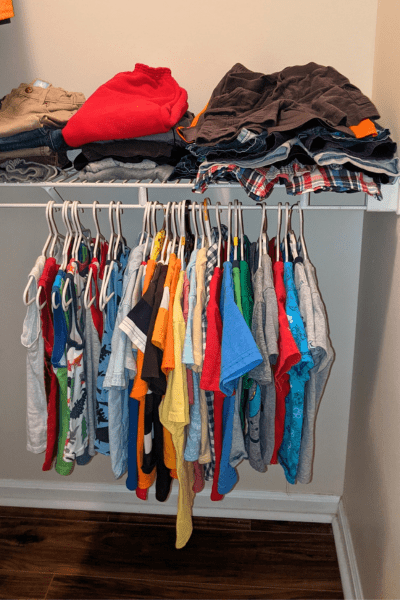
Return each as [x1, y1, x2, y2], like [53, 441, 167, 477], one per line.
[298, 203, 309, 261]
[48, 201, 65, 259]
[284, 202, 290, 263]
[258, 202, 268, 269]
[233, 199, 239, 261]
[24, 201, 53, 307]
[168, 201, 178, 262]
[61, 201, 83, 311]
[216, 201, 223, 269]
[139, 202, 150, 246]
[178, 200, 186, 264]
[83, 201, 105, 310]
[113, 201, 124, 261]
[191, 201, 199, 251]
[197, 201, 206, 248]
[226, 201, 233, 263]
[71, 200, 83, 260]
[142, 201, 154, 263]
[36, 200, 68, 310]
[92, 200, 105, 259]
[100, 201, 123, 311]
[149, 201, 159, 258]
[160, 202, 171, 263]
[288, 203, 299, 260]
[202, 198, 213, 247]
[98, 201, 116, 310]
[51, 201, 73, 310]
[238, 201, 245, 262]
[276, 202, 282, 263]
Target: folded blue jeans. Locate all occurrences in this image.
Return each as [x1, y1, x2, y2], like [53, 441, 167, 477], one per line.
[0, 127, 68, 153]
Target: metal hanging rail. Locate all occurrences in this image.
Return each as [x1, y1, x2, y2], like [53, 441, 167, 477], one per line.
[0, 202, 367, 210]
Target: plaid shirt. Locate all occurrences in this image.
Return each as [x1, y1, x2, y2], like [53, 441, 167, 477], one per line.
[193, 160, 383, 201]
[201, 225, 228, 481]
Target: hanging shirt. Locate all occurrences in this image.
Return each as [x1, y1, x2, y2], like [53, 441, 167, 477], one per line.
[37, 257, 60, 471]
[199, 266, 224, 501]
[219, 261, 262, 397]
[95, 247, 130, 456]
[124, 257, 159, 499]
[22, 254, 47, 455]
[51, 270, 73, 476]
[270, 259, 301, 464]
[278, 261, 314, 484]
[159, 271, 195, 549]
[296, 257, 334, 484]
[104, 242, 146, 479]
[63, 258, 89, 462]
[247, 253, 279, 470]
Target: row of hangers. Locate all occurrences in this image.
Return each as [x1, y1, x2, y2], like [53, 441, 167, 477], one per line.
[23, 198, 309, 312]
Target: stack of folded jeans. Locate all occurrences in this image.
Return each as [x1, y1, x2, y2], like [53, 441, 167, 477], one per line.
[0, 79, 85, 175]
[62, 64, 194, 183]
[170, 62, 399, 199]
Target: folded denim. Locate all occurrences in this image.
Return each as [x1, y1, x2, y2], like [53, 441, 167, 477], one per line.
[298, 125, 396, 159]
[208, 136, 399, 177]
[77, 161, 174, 182]
[169, 153, 200, 179]
[0, 80, 85, 138]
[81, 139, 184, 163]
[0, 158, 60, 182]
[0, 147, 70, 168]
[94, 111, 194, 147]
[193, 160, 383, 201]
[0, 126, 68, 153]
[189, 129, 288, 162]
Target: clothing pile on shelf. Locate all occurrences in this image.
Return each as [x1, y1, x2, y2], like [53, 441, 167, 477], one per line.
[0, 79, 85, 178]
[2, 61, 398, 195]
[22, 199, 334, 548]
[63, 64, 193, 183]
[172, 62, 399, 199]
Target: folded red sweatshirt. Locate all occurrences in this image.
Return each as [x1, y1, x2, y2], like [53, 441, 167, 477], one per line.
[62, 64, 188, 147]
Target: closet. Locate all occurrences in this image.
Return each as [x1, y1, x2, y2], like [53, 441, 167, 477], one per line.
[1, 176, 397, 509]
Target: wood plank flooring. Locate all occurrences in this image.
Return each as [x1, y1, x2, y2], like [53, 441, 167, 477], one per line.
[0, 506, 343, 599]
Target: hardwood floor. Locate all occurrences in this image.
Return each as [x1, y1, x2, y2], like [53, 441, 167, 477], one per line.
[0, 506, 343, 599]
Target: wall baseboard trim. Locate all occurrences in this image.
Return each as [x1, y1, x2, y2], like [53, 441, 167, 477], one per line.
[0, 478, 339, 522]
[332, 499, 364, 600]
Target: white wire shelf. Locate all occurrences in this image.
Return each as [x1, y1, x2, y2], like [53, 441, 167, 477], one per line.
[0, 166, 398, 212]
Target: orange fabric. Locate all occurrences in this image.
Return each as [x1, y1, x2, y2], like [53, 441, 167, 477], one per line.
[152, 254, 176, 351]
[176, 101, 209, 142]
[131, 352, 156, 490]
[142, 258, 157, 295]
[0, 0, 14, 19]
[161, 257, 182, 375]
[350, 118, 377, 139]
[130, 258, 158, 491]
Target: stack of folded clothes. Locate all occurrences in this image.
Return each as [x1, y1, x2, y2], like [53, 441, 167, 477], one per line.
[62, 64, 193, 183]
[171, 62, 399, 200]
[0, 79, 85, 181]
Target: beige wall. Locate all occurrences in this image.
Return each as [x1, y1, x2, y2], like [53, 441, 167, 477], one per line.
[343, 1, 400, 599]
[0, 1, 383, 501]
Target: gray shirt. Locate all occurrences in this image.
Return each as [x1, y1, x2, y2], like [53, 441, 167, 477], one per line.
[296, 258, 334, 484]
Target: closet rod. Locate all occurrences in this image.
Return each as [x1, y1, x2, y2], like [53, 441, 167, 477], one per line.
[0, 203, 367, 210]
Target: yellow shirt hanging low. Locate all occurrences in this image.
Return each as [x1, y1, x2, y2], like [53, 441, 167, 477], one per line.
[159, 271, 195, 549]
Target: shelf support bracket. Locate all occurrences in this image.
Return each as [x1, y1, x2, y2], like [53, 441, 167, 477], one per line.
[43, 186, 65, 203]
[138, 186, 148, 206]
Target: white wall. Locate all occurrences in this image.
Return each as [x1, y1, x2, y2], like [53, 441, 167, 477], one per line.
[343, 1, 400, 598]
[0, 1, 379, 499]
